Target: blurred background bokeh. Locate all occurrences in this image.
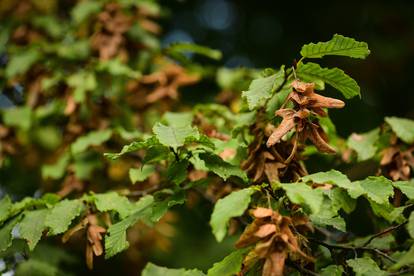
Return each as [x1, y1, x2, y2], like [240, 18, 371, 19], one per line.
[1, 0, 414, 275]
[160, 0, 414, 136]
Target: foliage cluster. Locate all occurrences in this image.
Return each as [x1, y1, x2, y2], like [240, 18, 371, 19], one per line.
[1, 1, 414, 276]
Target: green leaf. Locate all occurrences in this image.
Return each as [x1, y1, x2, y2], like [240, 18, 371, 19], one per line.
[151, 191, 186, 222]
[167, 160, 189, 185]
[385, 117, 414, 144]
[207, 248, 249, 276]
[45, 199, 84, 235]
[199, 152, 247, 181]
[94, 192, 135, 219]
[41, 151, 70, 179]
[6, 48, 41, 78]
[391, 245, 414, 270]
[296, 62, 360, 99]
[407, 211, 414, 239]
[3, 106, 32, 130]
[105, 195, 154, 258]
[310, 197, 346, 231]
[0, 196, 12, 224]
[142, 263, 205, 276]
[66, 71, 97, 102]
[347, 128, 380, 161]
[0, 216, 21, 252]
[96, 59, 140, 78]
[15, 259, 58, 276]
[129, 165, 156, 184]
[105, 136, 160, 160]
[71, 129, 112, 154]
[301, 170, 352, 190]
[347, 257, 387, 276]
[327, 188, 356, 214]
[18, 209, 48, 250]
[354, 176, 394, 204]
[71, 1, 102, 24]
[163, 112, 194, 128]
[165, 42, 222, 60]
[210, 188, 255, 242]
[393, 181, 414, 199]
[280, 183, 324, 214]
[301, 34, 370, 59]
[369, 201, 405, 223]
[242, 67, 285, 110]
[320, 265, 344, 276]
[153, 123, 198, 150]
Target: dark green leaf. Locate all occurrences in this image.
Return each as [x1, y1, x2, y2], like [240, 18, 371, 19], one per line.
[296, 62, 360, 99]
[210, 188, 255, 242]
[300, 34, 370, 59]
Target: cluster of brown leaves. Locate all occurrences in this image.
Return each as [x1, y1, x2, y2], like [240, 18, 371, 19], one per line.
[126, 63, 199, 111]
[90, 2, 160, 61]
[62, 214, 107, 270]
[267, 80, 344, 153]
[242, 117, 308, 184]
[380, 135, 414, 181]
[236, 208, 314, 276]
[91, 3, 132, 60]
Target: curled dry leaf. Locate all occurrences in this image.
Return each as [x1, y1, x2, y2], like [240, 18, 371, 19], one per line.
[236, 208, 314, 276]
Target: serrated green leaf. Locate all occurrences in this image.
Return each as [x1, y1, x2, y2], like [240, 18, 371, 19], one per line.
[94, 192, 135, 219]
[327, 188, 356, 214]
[280, 183, 324, 214]
[71, 129, 112, 154]
[301, 34, 370, 59]
[407, 212, 414, 239]
[167, 160, 189, 185]
[6, 48, 41, 78]
[385, 117, 414, 144]
[369, 201, 405, 223]
[0, 216, 21, 252]
[210, 188, 255, 242]
[129, 165, 156, 184]
[105, 195, 154, 258]
[18, 209, 48, 250]
[199, 152, 247, 181]
[310, 197, 346, 231]
[320, 265, 344, 276]
[151, 191, 186, 222]
[0, 196, 12, 224]
[347, 128, 380, 161]
[392, 181, 414, 199]
[347, 257, 387, 276]
[354, 176, 394, 204]
[45, 199, 84, 235]
[42, 151, 70, 179]
[153, 123, 198, 150]
[207, 248, 250, 276]
[302, 170, 352, 190]
[163, 112, 194, 128]
[105, 136, 160, 160]
[242, 67, 285, 110]
[142, 263, 205, 276]
[391, 245, 414, 270]
[296, 62, 360, 99]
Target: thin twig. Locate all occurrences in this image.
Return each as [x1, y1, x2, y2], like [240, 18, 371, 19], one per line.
[309, 238, 397, 263]
[362, 221, 408, 247]
[287, 261, 320, 276]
